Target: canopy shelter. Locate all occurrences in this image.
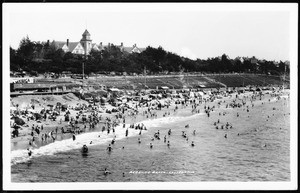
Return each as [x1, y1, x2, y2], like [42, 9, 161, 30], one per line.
[197, 91, 204, 96]
[34, 113, 43, 120]
[11, 116, 25, 125]
[160, 86, 169, 90]
[109, 88, 120, 92]
[10, 106, 17, 111]
[26, 108, 36, 113]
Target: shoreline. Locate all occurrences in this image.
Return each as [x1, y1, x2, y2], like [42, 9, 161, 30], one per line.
[10, 89, 290, 165]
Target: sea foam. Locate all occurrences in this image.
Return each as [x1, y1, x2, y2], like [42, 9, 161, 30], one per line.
[11, 113, 203, 165]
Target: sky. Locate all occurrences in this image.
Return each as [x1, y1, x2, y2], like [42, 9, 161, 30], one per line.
[4, 3, 296, 61]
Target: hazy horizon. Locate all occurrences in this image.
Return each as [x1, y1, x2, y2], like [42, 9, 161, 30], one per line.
[5, 3, 294, 61]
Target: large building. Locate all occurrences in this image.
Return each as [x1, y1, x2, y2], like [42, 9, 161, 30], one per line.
[52, 29, 146, 55]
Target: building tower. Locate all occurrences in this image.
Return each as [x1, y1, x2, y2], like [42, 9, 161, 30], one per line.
[80, 29, 92, 55]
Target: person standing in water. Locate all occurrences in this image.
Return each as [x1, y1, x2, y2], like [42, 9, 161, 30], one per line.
[111, 139, 115, 145]
[27, 148, 32, 156]
[107, 144, 112, 152]
[72, 134, 76, 141]
[104, 168, 110, 175]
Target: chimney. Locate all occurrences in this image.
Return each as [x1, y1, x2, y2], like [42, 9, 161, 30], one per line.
[67, 39, 69, 46]
[121, 42, 123, 47]
[133, 43, 136, 47]
[108, 43, 111, 47]
[100, 42, 102, 47]
[47, 40, 49, 44]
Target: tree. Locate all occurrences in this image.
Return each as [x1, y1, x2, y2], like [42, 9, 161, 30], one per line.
[10, 47, 20, 71]
[17, 36, 36, 62]
[10, 36, 290, 76]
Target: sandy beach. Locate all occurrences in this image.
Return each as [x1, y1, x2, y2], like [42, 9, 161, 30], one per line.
[10, 88, 289, 155]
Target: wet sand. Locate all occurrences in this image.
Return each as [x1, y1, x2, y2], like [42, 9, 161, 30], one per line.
[10, 89, 289, 157]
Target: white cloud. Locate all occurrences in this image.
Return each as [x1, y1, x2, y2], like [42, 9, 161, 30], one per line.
[180, 47, 197, 60]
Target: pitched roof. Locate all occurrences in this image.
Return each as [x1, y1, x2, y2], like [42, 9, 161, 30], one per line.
[53, 41, 66, 49]
[123, 47, 134, 53]
[122, 46, 145, 53]
[91, 43, 100, 51]
[98, 45, 105, 50]
[68, 42, 81, 52]
[139, 48, 146, 52]
[82, 29, 90, 36]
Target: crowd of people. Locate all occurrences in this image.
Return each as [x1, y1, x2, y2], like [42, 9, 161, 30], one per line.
[9, 87, 288, 170]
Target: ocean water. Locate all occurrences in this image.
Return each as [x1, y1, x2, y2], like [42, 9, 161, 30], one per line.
[11, 94, 290, 182]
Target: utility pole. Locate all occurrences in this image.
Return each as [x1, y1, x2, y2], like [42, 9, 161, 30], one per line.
[82, 51, 87, 91]
[283, 64, 286, 91]
[144, 66, 146, 88]
[82, 61, 85, 87]
[82, 62, 84, 81]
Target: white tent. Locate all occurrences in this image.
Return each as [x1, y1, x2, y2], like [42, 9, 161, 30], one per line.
[26, 109, 36, 113]
[161, 86, 169, 90]
[197, 91, 204, 96]
[189, 92, 195, 98]
[203, 94, 210, 99]
[10, 106, 17, 111]
[110, 88, 120, 92]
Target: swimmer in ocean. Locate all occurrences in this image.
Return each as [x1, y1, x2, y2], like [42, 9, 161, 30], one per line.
[107, 144, 112, 152]
[104, 168, 110, 175]
[191, 141, 195, 147]
[111, 139, 115, 145]
[27, 148, 32, 156]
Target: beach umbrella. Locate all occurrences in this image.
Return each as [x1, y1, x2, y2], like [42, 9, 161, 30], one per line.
[11, 116, 25, 126]
[198, 91, 204, 96]
[26, 109, 36, 113]
[100, 97, 106, 104]
[34, 113, 43, 120]
[61, 104, 68, 111]
[10, 107, 17, 111]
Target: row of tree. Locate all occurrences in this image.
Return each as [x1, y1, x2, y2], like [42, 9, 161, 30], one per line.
[10, 36, 289, 76]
